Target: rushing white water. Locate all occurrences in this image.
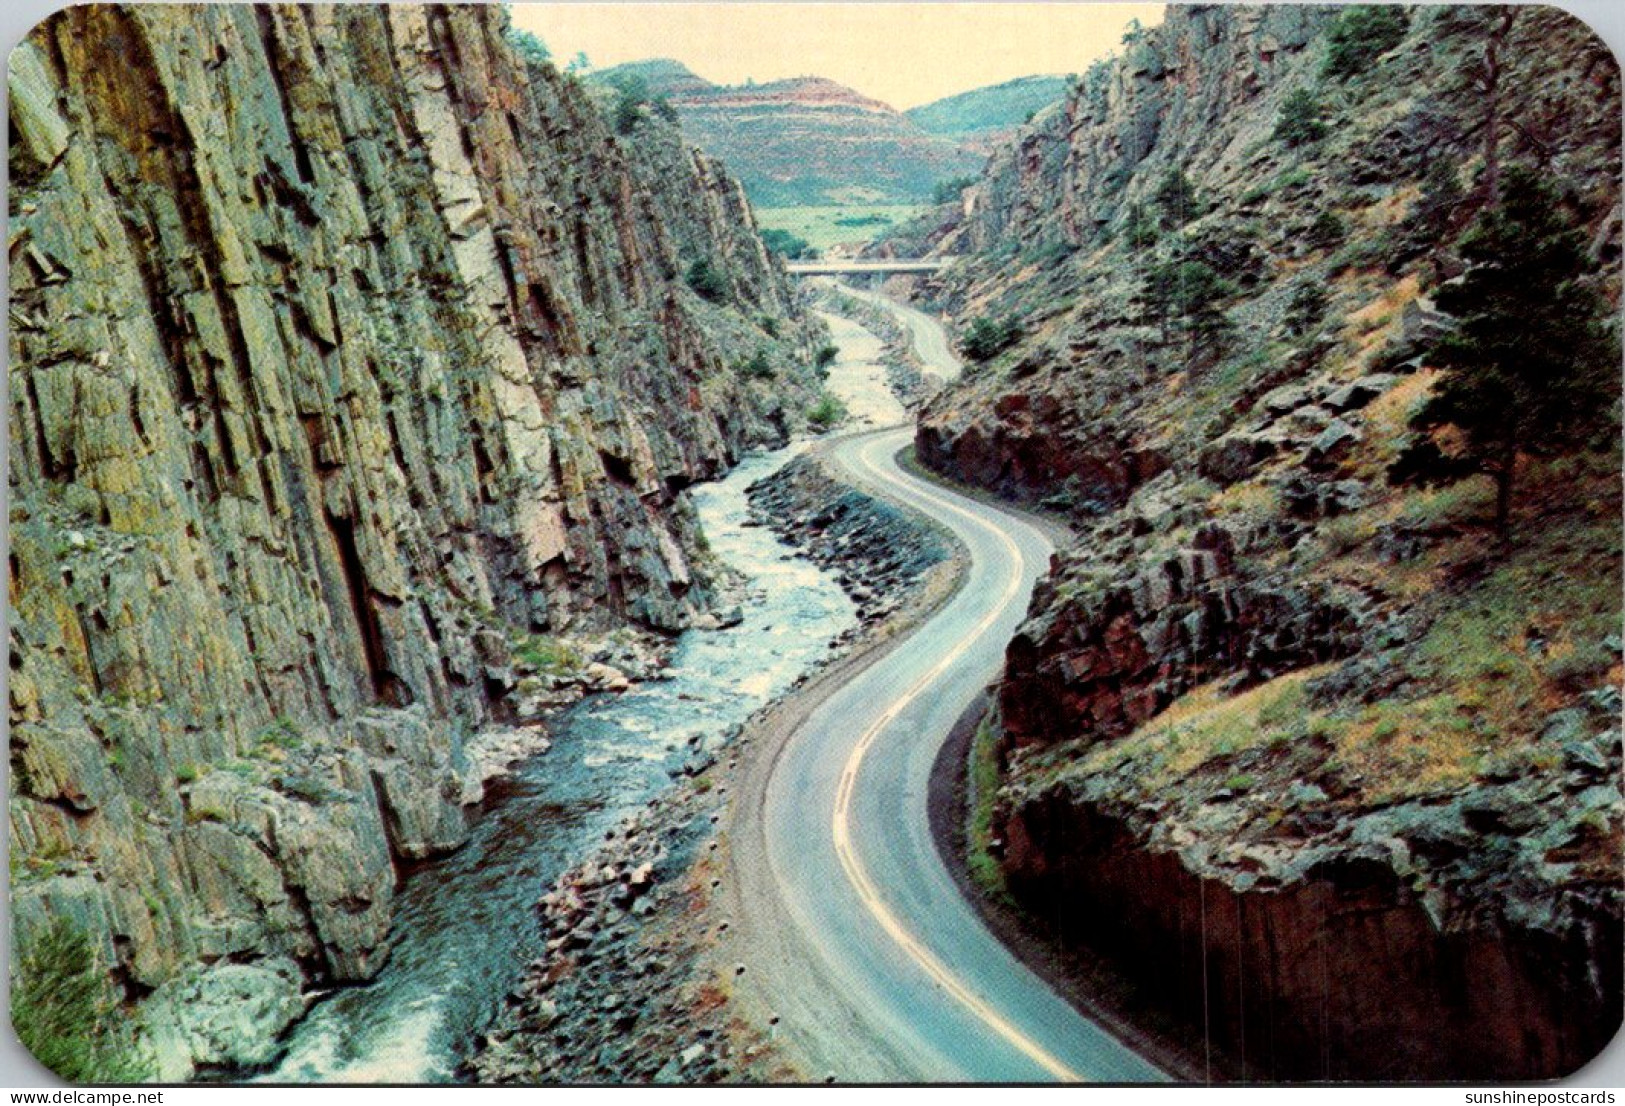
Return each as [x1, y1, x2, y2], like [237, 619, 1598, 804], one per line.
[815, 309, 910, 428]
[258, 444, 857, 1084]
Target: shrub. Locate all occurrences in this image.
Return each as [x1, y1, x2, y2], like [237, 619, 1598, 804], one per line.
[606, 73, 651, 135]
[960, 315, 1024, 362]
[1155, 167, 1200, 230]
[251, 716, 304, 760]
[815, 344, 839, 370]
[1284, 280, 1329, 337]
[1023, 238, 1076, 266]
[807, 393, 847, 430]
[515, 634, 581, 674]
[614, 94, 642, 135]
[1121, 202, 1159, 249]
[1323, 6, 1410, 79]
[1304, 210, 1347, 250]
[1274, 89, 1328, 147]
[12, 920, 147, 1082]
[1387, 438, 1477, 488]
[685, 257, 729, 302]
[737, 349, 775, 380]
[933, 175, 978, 204]
[1142, 259, 1235, 339]
[759, 228, 814, 260]
[505, 28, 550, 68]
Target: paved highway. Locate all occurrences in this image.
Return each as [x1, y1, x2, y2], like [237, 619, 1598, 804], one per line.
[828, 281, 960, 386]
[724, 301, 1166, 1082]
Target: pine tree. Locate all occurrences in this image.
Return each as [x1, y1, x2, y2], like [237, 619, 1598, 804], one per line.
[1409, 159, 1465, 239]
[686, 257, 730, 302]
[1274, 89, 1328, 147]
[1417, 166, 1617, 537]
[1322, 6, 1410, 80]
[1284, 280, 1328, 337]
[1122, 202, 1159, 250]
[1154, 168, 1200, 230]
[960, 315, 1024, 362]
[505, 28, 551, 68]
[1143, 257, 1235, 359]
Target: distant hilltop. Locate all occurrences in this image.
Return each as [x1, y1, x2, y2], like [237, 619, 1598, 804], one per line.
[592, 60, 1065, 207]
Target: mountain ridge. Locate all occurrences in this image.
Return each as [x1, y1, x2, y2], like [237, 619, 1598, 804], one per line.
[906, 74, 1072, 154]
[594, 58, 982, 205]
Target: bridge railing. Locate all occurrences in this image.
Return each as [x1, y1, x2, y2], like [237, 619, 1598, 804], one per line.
[782, 259, 948, 275]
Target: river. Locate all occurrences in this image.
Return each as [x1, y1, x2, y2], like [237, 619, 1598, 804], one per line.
[260, 442, 859, 1083]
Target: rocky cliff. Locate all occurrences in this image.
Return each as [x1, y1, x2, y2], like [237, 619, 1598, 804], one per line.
[911, 5, 1622, 1079]
[8, 3, 823, 1078]
[904, 75, 1072, 157]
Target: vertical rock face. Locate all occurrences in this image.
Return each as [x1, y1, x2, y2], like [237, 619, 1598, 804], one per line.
[956, 6, 1330, 255]
[9, 3, 820, 1075]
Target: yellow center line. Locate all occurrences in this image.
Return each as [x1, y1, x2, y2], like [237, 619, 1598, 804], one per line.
[828, 435, 1084, 1083]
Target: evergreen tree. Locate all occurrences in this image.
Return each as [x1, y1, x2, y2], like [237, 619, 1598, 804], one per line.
[1284, 280, 1328, 337]
[1322, 6, 1410, 80]
[1143, 257, 1236, 359]
[1409, 159, 1466, 239]
[1274, 89, 1328, 147]
[1155, 168, 1200, 230]
[1416, 166, 1617, 536]
[505, 28, 551, 68]
[960, 315, 1024, 362]
[608, 74, 651, 135]
[686, 257, 730, 302]
[1122, 202, 1159, 250]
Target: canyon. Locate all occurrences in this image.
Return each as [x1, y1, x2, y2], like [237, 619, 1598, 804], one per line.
[7, 1, 1622, 1088]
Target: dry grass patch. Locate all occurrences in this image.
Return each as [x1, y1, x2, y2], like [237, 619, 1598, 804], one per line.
[1354, 367, 1437, 476]
[1209, 480, 1281, 520]
[1341, 274, 1420, 372]
[1080, 665, 1336, 788]
[1322, 499, 1620, 802]
[1367, 182, 1422, 229]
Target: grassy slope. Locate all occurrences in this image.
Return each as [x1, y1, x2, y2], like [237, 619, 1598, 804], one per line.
[755, 205, 928, 254]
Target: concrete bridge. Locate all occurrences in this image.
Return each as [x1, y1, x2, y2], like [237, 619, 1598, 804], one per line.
[784, 259, 948, 277]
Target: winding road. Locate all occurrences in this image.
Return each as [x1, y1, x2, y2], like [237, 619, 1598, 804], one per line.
[725, 294, 1166, 1082]
[825, 280, 960, 383]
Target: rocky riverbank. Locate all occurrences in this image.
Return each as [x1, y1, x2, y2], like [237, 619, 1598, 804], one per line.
[467, 431, 964, 1083]
[816, 286, 932, 410]
[745, 450, 951, 626]
[464, 742, 787, 1084]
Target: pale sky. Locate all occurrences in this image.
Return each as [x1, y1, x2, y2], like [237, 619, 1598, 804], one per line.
[510, 3, 1165, 110]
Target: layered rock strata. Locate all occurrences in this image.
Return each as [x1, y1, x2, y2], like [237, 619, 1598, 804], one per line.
[9, 3, 821, 1076]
